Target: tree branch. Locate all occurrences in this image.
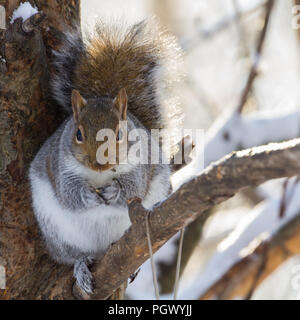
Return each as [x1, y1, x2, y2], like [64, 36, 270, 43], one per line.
[86, 138, 300, 299]
[199, 212, 300, 300]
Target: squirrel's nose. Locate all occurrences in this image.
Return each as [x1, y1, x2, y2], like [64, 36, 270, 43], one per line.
[92, 160, 99, 168]
[92, 160, 105, 171]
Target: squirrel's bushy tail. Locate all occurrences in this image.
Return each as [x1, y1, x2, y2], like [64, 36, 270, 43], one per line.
[52, 18, 184, 151]
[52, 31, 85, 112]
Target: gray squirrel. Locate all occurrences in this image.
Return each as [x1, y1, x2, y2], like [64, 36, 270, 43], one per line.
[29, 19, 183, 294]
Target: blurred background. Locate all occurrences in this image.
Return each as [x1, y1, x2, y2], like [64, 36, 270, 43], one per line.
[81, 0, 300, 300]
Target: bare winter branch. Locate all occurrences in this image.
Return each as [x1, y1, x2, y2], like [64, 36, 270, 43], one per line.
[199, 212, 300, 300]
[237, 0, 274, 113]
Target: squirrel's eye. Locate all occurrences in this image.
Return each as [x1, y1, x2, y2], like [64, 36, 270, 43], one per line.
[116, 129, 123, 142]
[76, 128, 83, 142]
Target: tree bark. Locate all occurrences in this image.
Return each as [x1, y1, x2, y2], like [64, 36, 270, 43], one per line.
[0, 0, 80, 300]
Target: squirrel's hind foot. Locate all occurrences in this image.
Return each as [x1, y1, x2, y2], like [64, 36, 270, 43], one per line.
[74, 258, 94, 294]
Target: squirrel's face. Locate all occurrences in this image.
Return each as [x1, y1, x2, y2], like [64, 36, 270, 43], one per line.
[71, 88, 128, 172]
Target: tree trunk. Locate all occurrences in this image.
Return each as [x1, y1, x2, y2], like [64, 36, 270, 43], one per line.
[0, 0, 80, 300]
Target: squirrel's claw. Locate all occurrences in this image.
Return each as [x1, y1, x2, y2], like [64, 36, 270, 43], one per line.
[95, 179, 121, 205]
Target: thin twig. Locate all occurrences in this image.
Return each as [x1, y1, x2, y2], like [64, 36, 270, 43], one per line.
[237, 0, 274, 113]
[182, 1, 267, 52]
[279, 179, 289, 218]
[173, 228, 185, 300]
[245, 244, 268, 300]
[146, 213, 160, 300]
[279, 177, 300, 218]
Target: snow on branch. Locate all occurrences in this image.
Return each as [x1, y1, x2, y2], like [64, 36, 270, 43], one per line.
[10, 2, 38, 24]
[199, 212, 300, 300]
[204, 109, 300, 168]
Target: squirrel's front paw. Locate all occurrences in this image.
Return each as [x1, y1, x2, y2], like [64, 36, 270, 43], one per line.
[95, 179, 121, 205]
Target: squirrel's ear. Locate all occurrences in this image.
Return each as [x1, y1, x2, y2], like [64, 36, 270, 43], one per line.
[114, 88, 128, 120]
[71, 89, 87, 122]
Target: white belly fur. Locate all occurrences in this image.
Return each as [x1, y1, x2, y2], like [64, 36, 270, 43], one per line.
[30, 174, 131, 254]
